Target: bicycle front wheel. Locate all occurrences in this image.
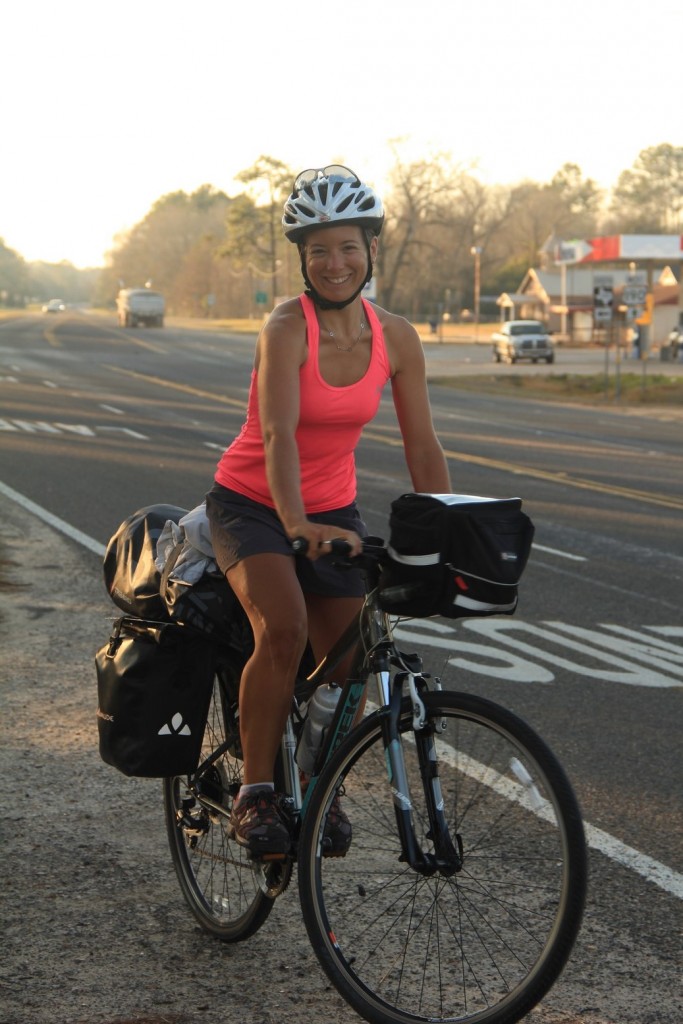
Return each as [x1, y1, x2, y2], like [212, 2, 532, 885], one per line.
[298, 690, 587, 1024]
[163, 672, 276, 942]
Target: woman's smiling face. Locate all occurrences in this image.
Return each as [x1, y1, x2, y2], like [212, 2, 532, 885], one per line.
[302, 225, 377, 303]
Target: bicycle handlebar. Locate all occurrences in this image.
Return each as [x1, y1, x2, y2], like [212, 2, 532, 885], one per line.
[291, 535, 389, 568]
[291, 536, 353, 558]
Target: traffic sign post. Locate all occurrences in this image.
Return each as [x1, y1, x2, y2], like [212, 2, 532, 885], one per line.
[593, 274, 614, 326]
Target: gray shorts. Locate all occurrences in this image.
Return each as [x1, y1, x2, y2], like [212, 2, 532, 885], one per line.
[205, 483, 368, 598]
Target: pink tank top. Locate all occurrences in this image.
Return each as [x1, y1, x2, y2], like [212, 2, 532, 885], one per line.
[214, 294, 391, 512]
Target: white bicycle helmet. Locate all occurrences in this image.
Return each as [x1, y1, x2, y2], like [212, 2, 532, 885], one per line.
[283, 165, 384, 243]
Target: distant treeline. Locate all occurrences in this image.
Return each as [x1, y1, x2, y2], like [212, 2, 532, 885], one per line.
[2, 144, 681, 320]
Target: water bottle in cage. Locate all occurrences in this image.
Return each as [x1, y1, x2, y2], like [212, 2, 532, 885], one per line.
[296, 683, 341, 774]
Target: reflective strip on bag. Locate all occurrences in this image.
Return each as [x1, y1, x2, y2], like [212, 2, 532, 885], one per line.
[387, 545, 440, 566]
[452, 594, 518, 612]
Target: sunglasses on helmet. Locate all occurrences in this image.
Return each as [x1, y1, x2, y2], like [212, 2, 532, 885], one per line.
[293, 165, 360, 193]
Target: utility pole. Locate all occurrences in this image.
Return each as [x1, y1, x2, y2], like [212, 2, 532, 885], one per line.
[471, 246, 481, 340]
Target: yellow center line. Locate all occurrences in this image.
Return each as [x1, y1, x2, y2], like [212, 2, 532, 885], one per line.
[105, 366, 683, 512]
[42, 324, 61, 348]
[80, 311, 167, 353]
[362, 430, 683, 512]
[105, 364, 248, 410]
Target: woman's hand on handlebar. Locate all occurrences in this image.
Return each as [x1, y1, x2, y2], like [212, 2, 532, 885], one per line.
[289, 521, 363, 560]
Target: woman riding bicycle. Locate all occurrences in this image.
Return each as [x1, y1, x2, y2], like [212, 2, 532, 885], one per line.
[205, 164, 451, 859]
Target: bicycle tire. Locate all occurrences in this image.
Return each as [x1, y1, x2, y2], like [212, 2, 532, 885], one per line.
[163, 671, 277, 942]
[298, 690, 587, 1024]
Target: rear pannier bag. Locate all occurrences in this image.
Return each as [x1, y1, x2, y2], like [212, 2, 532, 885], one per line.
[378, 493, 534, 619]
[95, 617, 216, 777]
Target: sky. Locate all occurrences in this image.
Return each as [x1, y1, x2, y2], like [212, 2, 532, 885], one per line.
[2, 0, 681, 269]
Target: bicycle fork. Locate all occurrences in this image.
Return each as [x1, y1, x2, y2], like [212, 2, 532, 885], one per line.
[377, 650, 463, 876]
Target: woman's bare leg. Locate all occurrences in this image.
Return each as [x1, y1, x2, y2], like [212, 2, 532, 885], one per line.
[227, 553, 308, 785]
[304, 593, 364, 683]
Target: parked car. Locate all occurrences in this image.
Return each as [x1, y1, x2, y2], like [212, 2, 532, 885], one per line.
[42, 298, 66, 313]
[492, 320, 555, 364]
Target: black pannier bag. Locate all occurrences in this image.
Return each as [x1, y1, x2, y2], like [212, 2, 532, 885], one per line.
[95, 617, 217, 777]
[378, 493, 534, 619]
[103, 504, 238, 636]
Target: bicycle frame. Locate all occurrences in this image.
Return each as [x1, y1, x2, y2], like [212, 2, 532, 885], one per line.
[292, 577, 462, 875]
[190, 547, 461, 875]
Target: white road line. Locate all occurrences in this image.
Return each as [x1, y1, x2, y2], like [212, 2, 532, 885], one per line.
[99, 404, 125, 415]
[0, 479, 680, 900]
[0, 480, 106, 557]
[436, 740, 682, 899]
[534, 543, 587, 561]
[583, 822, 683, 899]
[97, 426, 148, 439]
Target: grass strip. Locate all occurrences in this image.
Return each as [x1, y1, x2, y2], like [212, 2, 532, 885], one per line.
[430, 372, 683, 407]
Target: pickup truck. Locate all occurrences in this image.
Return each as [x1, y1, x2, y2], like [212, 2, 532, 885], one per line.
[116, 288, 165, 328]
[491, 320, 554, 364]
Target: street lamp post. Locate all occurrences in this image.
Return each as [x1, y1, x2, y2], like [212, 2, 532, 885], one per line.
[470, 246, 482, 340]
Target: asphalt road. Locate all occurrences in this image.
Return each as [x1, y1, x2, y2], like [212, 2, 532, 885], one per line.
[1, 310, 681, 1022]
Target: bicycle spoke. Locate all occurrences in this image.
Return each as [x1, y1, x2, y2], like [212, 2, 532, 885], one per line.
[163, 674, 277, 942]
[299, 690, 586, 1024]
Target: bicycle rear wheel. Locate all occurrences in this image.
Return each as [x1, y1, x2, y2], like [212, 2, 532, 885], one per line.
[163, 670, 277, 942]
[298, 690, 587, 1024]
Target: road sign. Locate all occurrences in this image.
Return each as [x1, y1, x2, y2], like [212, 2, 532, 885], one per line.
[623, 285, 647, 306]
[554, 239, 594, 264]
[593, 275, 613, 323]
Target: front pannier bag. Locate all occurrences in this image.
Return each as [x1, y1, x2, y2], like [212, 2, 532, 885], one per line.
[96, 617, 216, 777]
[378, 493, 534, 619]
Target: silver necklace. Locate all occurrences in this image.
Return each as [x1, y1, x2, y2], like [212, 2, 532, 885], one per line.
[318, 316, 366, 352]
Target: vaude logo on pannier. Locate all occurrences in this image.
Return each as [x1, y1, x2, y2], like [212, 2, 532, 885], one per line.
[158, 712, 192, 737]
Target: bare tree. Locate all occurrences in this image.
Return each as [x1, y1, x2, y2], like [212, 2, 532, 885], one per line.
[381, 152, 515, 319]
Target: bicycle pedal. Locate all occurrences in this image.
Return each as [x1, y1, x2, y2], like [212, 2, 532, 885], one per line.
[253, 850, 289, 863]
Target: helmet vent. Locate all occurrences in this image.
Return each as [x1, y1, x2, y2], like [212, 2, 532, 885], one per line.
[294, 201, 316, 220]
